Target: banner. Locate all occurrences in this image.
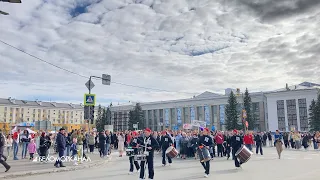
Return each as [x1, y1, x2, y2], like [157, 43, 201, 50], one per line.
[177, 108, 182, 125]
[183, 124, 192, 129]
[164, 109, 170, 127]
[191, 120, 206, 127]
[190, 107, 195, 122]
[204, 106, 210, 126]
[219, 105, 225, 125]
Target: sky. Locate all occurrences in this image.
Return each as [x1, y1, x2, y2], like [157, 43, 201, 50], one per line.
[0, 0, 319, 106]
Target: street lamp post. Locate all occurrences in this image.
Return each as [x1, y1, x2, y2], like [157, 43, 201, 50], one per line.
[84, 74, 111, 132]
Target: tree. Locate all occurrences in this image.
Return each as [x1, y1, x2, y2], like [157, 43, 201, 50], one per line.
[243, 88, 255, 130]
[105, 106, 112, 125]
[95, 105, 104, 132]
[128, 103, 145, 130]
[225, 91, 240, 130]
[309, 93, 320, 132]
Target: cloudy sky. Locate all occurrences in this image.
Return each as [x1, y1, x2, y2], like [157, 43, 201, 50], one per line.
[0, 0, 319, 106]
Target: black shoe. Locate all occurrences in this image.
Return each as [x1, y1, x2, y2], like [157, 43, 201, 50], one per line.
[4, 157, 7, 161]
[5, 166, 10, 172]
[54, 164, 59, 168]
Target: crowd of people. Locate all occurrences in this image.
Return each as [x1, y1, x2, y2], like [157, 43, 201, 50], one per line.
[0, 126, 320, 174]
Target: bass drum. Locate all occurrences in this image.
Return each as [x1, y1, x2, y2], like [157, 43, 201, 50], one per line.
[197, 146, 211, 162]
[235, 145, 253, 164]
[165, 146, 178, 159]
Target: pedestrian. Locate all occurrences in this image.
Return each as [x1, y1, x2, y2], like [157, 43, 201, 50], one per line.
[21, 130, 30, 159]
[118, 132, 125, 157]
[88, 132, 95, 154]
[5, 135, 12, 158]
[12, 129, 20, 160]
[98, 131, 106, 157]
[54, 128, 66, 168]
[27, 139, 37, 160]
[274, 130, 283, 159]
[0, 129, 10, 172]
[254, 132, 263, 155]
[70, 138, 78, 165]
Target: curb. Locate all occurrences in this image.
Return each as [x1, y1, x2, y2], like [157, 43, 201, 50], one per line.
[0, 157, 111, 179]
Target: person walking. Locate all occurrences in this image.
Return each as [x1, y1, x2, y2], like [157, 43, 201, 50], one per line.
[54, 128, 66, 168]
[274, 130, 283, 159]
[5, 135, 12, 158]
[0, 129, 10, 172]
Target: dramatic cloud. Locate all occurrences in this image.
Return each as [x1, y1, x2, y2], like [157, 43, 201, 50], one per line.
[0, 0, 319, 105]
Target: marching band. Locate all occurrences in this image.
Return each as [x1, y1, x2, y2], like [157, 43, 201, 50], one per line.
[125, 127, 255, 179]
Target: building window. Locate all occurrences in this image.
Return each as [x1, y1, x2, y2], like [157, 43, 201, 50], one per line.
[298, 99, 308, 131]
[277, 100, 286, 131]
[286, 99, 298, 131]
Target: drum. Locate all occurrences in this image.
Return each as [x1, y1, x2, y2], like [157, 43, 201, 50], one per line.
[197, 146, 211, 162]
[235, 145, 253, 164]
[126, 149, 134, 156]
[165, 146, 178, 159]
[134, 154, 147, 161]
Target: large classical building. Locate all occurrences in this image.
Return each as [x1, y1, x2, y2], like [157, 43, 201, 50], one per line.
[110, 82, 319, 132]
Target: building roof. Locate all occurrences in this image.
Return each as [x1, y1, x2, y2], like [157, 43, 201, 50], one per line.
[194, 91, 222, 99]
[0, 97, 83, 109]
[268, 82, 320, 93]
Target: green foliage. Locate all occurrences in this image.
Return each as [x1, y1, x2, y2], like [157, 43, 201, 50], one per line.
[244, 88, 255, 130]
[128, 103, 145, 130]
[225, 91, 240, 130]
[95, 105, 104, 132]
[309, 93, 320, 132]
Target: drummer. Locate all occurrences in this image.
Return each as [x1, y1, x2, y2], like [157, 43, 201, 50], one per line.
[128, 131, 141, 175]
[230, 129, 243, 169]
[198, 128, 213, 178]
[160, 131, 173, 166]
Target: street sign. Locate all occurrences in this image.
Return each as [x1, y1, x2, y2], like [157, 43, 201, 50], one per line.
[102, 74, 111, 85]
[183, 124, 192, 129]
[133, 124, 138, 129]
[85, 80, 95, 90]
[173, 126, 179, 131]
[84, 94, 96, 106]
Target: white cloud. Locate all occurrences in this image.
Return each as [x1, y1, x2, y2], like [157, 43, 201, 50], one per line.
[0, 0, 319, 105]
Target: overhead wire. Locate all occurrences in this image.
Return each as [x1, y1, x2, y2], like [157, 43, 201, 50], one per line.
[0, 39, 197, 95]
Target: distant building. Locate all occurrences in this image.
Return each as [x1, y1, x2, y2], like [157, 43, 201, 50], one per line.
[110, 82, 320, 132]
[0, 98, 88, 132]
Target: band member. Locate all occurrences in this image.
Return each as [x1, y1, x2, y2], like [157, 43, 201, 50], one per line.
[274, 130, 283, 159]
[190, 133, 199, 159]
[198, 128, 213, 178]
[230, 129, 243, 168]
[160, 131, 173, 166]
[139, 128, 159, 180]
[128, 131, 140, 174]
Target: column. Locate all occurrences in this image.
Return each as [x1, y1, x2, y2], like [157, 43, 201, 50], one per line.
[295, 99, 301, 131]
[284, 100, 289, 132]
[156, 109, 160, 131]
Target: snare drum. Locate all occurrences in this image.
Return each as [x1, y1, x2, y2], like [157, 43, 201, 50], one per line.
[126, 149, 134, 156]
[235, 145, 253, 164]
[165, 146, 178, 159]
[197, 147, 211, 162]
[134, 154, 147, 161]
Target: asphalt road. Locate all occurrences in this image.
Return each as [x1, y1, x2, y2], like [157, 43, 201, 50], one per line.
[7, 148, 320, 180]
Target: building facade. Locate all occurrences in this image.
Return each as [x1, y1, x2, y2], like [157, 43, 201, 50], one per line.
[0, 98, 87, 132]
[110, 82, 319, 132]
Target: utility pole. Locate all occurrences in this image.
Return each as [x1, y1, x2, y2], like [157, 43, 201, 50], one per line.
[84, 74, 111, 132]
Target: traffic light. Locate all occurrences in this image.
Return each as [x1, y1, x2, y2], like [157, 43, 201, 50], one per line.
[90, 106, 95, 124]
[84, 106, 90, 119]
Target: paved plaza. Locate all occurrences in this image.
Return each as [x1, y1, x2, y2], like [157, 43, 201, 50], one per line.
[7, 148, 319, 180]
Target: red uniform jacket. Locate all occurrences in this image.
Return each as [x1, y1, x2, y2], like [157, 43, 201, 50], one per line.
[243, 134, 254, 145]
